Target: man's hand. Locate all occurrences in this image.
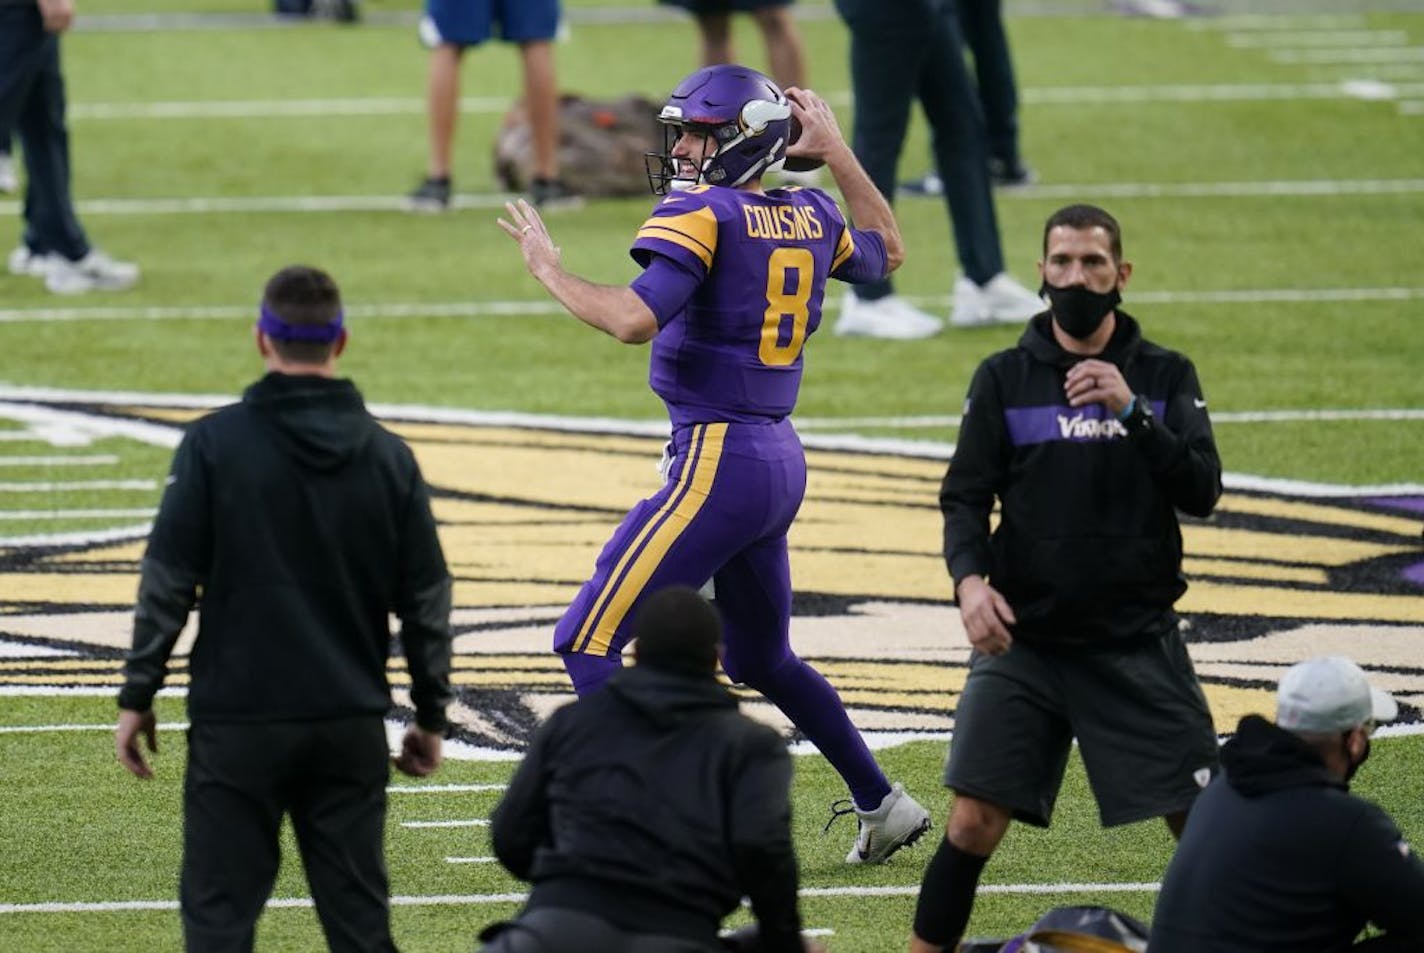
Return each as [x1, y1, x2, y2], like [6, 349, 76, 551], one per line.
[393, 725, 443, 777]
[37, 0, 75, 33]
[497, 199, 561, 286]
[783, 87, 851, 167]
[116, 708, 158, 779]
[1064, 358, 1132, 417]
[956, 575, 1015, 656]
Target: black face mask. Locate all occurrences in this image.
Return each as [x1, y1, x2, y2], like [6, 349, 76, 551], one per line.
[1039, 281, 1121, 340]
[1342, 732, 1371, 783]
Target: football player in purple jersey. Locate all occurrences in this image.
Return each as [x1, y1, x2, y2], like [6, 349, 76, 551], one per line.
[499, 64, 931, 865]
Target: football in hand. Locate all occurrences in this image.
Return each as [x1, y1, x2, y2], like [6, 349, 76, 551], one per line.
[784, 115, 825, 173]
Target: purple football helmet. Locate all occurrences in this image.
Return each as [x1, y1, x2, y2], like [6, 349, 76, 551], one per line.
[645, 64, 792, 194]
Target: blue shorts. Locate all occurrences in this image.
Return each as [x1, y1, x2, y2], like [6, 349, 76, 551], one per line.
[421, 0, 559, 47]
[553, 419, 805, 683]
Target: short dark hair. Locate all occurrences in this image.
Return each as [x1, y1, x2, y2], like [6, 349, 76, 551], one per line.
[631, 586, 723, 677]
[262, 265, 342, 364]
[1042, 204, 1123, 262]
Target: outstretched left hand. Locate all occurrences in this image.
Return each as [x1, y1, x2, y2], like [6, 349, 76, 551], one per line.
[498, 199, 561, 284]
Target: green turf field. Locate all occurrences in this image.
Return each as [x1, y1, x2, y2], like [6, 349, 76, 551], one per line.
[1, 0, 1422, 949]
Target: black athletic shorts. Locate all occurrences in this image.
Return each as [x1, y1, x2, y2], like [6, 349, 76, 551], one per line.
[943, 627, 1219, 827]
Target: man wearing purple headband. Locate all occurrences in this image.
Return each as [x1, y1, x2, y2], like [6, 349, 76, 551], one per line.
[500, 64, 931, 866]
[116, 266, 453, 952]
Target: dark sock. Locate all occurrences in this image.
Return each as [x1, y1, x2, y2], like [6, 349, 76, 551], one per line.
[913, 837, 989, 948]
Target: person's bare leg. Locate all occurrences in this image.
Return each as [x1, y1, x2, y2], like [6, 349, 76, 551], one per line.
[697, 12, 734, 65]
[425, 44, 462, 178]
[753, 7, 806, 89]
[909, 795, 1013, 952]
[520, 40, 559, 181]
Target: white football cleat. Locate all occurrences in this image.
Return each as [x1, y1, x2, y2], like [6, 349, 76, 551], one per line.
[949, 273, 1044, 328]
[835, 293, 943, 340]
[841, 782, 932, 865]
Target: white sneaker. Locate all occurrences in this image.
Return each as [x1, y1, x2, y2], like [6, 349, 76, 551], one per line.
[949, 272, 1044, 328]
[0, 153, 16, 194]
[8, 246, 48, 277]
[835, 293, 943, 340]
[774, 167, 824, 189]
[842, 782, 932, 864]
[42, 250, 140, 294]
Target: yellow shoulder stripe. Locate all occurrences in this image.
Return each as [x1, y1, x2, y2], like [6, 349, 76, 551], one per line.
[636, 207, 719, 269]
[831, 226, 856, 271]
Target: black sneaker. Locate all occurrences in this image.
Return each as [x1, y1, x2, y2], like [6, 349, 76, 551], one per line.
[988, 157, 1036, 188]
[405, 176, 451, 213]
[529, 177, 582, 209]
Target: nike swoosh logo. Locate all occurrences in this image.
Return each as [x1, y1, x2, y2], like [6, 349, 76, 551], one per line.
[1193, 398, 1207, 409]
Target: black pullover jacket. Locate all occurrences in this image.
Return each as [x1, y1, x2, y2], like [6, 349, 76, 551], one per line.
[942, 311, 1222, 644]
[118, 373, 453, 732]
[491, 664, 804, 952]
[1151, 716, 1424, 952]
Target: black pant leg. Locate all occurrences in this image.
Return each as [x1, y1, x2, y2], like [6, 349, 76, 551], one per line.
[957, 0, 1021, 165]
[921, 0, 1003, 284]
[289, 716, 397, 953]
[832, 0, 933, 301]
[0, 6, 88, 260]
[181, 723, 289, 953]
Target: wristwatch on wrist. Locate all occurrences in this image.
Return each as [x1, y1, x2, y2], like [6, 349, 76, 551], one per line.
[1121, 394, 1154, 435]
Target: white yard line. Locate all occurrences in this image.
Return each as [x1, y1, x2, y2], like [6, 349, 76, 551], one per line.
[444, 857, 498, 865]
[0, 455, 120, 467]
[60, 81, 1424, 124]
[1271, 48, 1424, 64]
[0, 523, 152, 548]
[388, 784, 508, 794]
[0, 722, 188, 734]
[0, 508, 156, 520]
[1227, 30, 1409, 48]
[400, 819, 490, 829]
[0, 480, 157, 492]
[0, 882, 1166, 915]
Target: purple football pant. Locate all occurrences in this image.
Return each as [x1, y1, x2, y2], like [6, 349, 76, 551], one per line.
[554, 419, 891, 809]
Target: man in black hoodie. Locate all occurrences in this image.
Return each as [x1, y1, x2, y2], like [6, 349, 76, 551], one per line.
[114, 265, 453, 953]
[483, 585, 819, 953]
[912, 204, 1223, 952]
[1151, 656, 1424, 952]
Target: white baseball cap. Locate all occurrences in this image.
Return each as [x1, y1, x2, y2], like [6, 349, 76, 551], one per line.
[1277, 656, 1399, 733]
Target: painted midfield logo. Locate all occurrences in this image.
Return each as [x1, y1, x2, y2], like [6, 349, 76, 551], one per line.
[0, 397, 1421, 751]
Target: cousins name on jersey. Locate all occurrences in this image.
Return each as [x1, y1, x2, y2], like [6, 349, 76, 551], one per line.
[742, 205, 825, 242]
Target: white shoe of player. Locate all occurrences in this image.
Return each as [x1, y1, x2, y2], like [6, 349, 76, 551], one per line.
[837, 782, 932, 864]
[949, 273, 1044, 328]
[42, 250, 140, 294]
[0, 152, 16, 194]
[835, 293, 943, 340]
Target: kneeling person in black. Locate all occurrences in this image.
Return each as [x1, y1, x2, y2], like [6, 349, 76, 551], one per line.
[1151, 656, 1424, 953]
[483, 586, 820, 953]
